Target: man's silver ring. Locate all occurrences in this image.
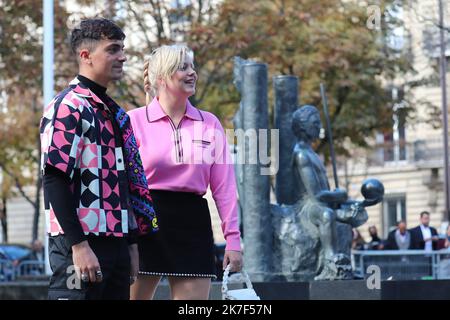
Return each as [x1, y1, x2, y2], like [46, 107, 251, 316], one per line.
[96, 270, 103, 278]
[81, 273, 89, 282]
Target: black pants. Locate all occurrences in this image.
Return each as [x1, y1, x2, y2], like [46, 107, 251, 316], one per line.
[48, 235, 130, 300]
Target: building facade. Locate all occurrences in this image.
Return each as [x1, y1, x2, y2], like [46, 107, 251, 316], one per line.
[337, 0, 450, 241]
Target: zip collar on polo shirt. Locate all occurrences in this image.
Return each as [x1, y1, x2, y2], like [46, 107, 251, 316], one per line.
[146, 96, 204, 123]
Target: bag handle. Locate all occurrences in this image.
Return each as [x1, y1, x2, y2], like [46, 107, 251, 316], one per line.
[222, 264, 254, 296]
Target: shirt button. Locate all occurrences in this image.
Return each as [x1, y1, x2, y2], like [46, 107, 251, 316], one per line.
[118, 159, 122, 163]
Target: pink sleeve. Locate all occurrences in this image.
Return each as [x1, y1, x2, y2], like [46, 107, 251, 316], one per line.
[209, 119, 241, 251]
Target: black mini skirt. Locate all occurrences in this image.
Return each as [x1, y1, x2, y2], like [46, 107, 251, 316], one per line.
[137, 189, 216, 279]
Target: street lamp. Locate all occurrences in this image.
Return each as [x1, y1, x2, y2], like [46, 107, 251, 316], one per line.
[438, 0, 450, 222]
[43, 0, 54, 275]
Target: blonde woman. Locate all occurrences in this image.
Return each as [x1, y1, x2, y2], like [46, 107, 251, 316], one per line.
[128, 45, 242, 300]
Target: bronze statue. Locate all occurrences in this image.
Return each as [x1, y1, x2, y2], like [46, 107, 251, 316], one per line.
[288, 105, 383, 280]
[232, 56, 385, 281]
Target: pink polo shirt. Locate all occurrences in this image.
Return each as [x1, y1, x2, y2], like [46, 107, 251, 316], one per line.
[128, 97, 241, 251]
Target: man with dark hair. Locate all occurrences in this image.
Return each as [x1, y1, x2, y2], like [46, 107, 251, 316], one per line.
[409, 211, 438, 251]
[367, 225, 384, 250]
[40, 18, 157, 300]
[70, 18, 126, 55]
[385, 221, 411, 250]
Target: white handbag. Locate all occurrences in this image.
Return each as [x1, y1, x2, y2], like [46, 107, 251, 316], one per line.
[221, 265, 261, 300]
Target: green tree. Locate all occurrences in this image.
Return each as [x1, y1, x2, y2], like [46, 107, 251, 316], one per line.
[187, 0, 437, 156]
[64, 0, 232, 112]
[91, 0, 435, 157]
[0, 0, 75, 241]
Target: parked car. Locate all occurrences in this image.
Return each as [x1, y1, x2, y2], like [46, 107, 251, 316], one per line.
[0, 243, 43, 281]
[0, 243, 33, 262]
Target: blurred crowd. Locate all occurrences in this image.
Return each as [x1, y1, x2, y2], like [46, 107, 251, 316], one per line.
[352, 211, 450, 251]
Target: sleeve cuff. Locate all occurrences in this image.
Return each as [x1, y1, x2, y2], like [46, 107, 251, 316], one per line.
[65, 232, 87, 249]
[225, 235, 242, 252]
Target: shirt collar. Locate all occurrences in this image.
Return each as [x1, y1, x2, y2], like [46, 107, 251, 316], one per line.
[146, 97, 203, 122]
[69, 77, 106, 106]
[185, 99, 203, 121]
[77, 75, 107, 97]
[396, 229, 407, 237]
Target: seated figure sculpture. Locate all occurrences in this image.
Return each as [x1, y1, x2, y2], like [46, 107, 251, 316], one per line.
[291, 105, 383, 280]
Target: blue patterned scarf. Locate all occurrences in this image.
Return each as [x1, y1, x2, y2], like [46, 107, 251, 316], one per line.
[103, 96, 158, 235]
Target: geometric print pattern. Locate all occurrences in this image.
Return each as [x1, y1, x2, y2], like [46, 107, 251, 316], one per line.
[103, 97, 158, 235]
[40, 78, 131, 237]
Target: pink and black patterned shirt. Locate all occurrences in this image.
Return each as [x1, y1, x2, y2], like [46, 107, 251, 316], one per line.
[40, 78, 135, 238]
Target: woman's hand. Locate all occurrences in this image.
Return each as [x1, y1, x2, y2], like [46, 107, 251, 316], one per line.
[223, 250, 243, 272]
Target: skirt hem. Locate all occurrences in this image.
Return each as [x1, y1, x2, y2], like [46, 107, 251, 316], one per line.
[138, 271, 217, 279]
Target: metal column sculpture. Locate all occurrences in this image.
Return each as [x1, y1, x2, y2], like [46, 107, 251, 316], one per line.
[274, 76, 300, 205]
[235, 60, 272, 281]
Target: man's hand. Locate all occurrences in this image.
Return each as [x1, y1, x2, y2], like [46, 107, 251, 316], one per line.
[223, 250, 243, 272]
[72, 240, 102, 283]
[129, 243, 139, 285]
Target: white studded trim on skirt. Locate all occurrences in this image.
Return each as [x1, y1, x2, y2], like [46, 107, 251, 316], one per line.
[138, 271, 217, 279]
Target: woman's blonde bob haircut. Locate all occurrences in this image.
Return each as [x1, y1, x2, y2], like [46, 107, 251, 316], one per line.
[143, 44, 194, 104]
